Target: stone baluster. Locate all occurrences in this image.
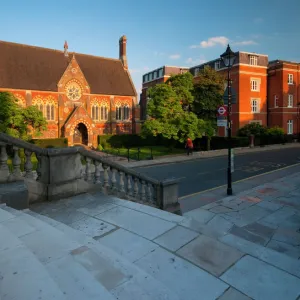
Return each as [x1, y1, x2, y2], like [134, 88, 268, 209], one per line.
[0, 142, 9, 183]
[24, 149, 34, 179]
[110, 168, 117, 192]
[85, 157, 92, 181]
[36, 153, 42, 181]
[9, 146, 22, 181]
[118, 171, 125, 195]
[140, 180, 146, 202]
[94, 160, 102, 184]
[133, 177, 139, 200]
[146, 182, 153, 204]
[126, 174, 133, 198]
[102, 164, 110, 193]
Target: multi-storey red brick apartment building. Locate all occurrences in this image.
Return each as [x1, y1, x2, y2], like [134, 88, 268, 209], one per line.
[140, 52, 300, 136]
[140, 66, 189, 120]
[0, 36, 140, 147]
[267, 60, 300, 135]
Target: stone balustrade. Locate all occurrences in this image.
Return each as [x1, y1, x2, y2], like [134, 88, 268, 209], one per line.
[0, 133, 181, 213]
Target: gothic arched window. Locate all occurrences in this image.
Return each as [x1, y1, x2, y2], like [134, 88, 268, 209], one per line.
[116, 105, 122, 121]
[100, 105, 108, 121]
[123, 104, 130, 120]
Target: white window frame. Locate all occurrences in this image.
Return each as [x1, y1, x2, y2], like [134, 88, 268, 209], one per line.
[274, 95, 278, 108]
[288, 74, 293, 85]
[250, 56, 258, 66]
[194, 68, 199, 76]
[251, 99, 260, 113]
[215, 61, 220, 70]
[250, 79, 259, 91]
[288, 94, 293, 108]
[149, 73, 153, 81]
[287, 120, 293, 135]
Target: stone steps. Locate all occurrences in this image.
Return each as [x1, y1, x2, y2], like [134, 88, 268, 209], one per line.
[0, 203, 181, 300]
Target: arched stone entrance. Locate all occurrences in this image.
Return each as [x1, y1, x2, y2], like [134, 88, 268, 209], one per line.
[73, 123, 88, 145]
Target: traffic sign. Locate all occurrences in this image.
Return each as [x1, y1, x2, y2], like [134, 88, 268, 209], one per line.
[217, 119, 227, 127]
[217, 105, 228, 117]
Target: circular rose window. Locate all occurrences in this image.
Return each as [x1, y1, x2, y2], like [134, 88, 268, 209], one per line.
[66, 82, 82, 101]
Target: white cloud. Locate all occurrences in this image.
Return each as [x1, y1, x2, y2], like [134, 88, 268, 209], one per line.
[154, 51, 165, 56]
[169, 54, 181, 60]
[190, 36, 229, 49]
[143, 66, 150, 71]
[186, 57, 207, 65]
[232, 40, 258, 46]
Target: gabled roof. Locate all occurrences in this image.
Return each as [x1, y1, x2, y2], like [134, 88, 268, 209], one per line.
[0, 40, 136, 96]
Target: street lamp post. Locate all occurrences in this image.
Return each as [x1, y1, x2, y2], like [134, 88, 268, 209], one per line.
[220, 44, 236, 196]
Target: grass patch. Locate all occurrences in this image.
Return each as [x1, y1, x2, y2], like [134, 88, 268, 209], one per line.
[102, 146, 185, 161]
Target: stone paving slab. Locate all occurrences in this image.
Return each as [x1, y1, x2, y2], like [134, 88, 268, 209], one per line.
[229, 225, 268, 246]
[154, 226, 199, 252]
[272, 228, 300, 246]
[135, 247, 228, 300]
[266, 240, 300, 259]
[220, 233, 300, 279]
[218, 287, 251, 300]
[69, 216, 116, 239]
[99, 228, 159, 262]
[221, 255, 300, 300]
[177, 235, 244, 277]
[243, 222, 276, 240]
[95, 206, 176, 240]
[184, 208, 215, 224]
[77, 202, 117, 217]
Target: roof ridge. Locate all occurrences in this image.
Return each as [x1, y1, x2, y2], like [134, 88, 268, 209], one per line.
[0, 40, 121, 62]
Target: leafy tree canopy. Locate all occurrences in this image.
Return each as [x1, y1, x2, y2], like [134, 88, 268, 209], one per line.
[193, 66, 225, 120]
[142, 81, 212, 143]
[237, 123, 267, 137]
[166, 72, 194, 110]
[0, 92, 47, 140]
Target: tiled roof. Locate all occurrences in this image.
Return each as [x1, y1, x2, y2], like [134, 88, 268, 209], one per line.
[0, 40, 136, 96]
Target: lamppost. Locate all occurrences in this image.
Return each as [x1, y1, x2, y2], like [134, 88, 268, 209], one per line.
[220, 44, 236, 196]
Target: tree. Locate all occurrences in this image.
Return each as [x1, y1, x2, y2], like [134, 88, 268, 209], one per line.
[0, 92, 47, 140]
[192, 66, 225, 120]
[237, 123, 267, 137]
[141, 81, 211, 143]
[166, 72, 194, 111]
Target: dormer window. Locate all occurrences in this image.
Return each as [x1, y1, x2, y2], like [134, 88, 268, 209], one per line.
[249, 55, 258, 66]
[215, 60, 221, 70]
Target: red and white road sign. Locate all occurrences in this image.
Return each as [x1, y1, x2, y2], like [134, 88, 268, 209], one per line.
[217, 105, 228, 117]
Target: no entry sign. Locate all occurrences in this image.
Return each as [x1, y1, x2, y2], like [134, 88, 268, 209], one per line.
[217, 105, 228, 117]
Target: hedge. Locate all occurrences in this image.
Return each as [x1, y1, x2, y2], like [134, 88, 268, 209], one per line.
[98, 134, 250, 151]
[30, 138, 68, 148]
[255, 134, 298, 146]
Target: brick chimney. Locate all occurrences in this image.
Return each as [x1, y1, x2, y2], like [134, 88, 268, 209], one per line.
[119, 35, 128, 70]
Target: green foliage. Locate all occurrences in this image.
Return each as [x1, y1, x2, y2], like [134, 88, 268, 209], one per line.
[0, 92, 47, 140]
[31, 138, 68, 148]
[192, 66, 225, 120]
[97, 144, 104, 151]
[166, 72, 194, 110]
[265, 126, 284, 137]
[237, 123, 267, 137]
[143, 74, 213, 143]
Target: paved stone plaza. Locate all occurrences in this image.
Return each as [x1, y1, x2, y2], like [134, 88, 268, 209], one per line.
[23, 171, 300, 299]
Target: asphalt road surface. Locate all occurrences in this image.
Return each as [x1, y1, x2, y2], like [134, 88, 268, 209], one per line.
[135, 148, 300, 198]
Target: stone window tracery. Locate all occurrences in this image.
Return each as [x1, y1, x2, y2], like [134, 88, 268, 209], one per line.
[92, 102, 108, 121]
[116, 103, 130, 121]
[32, 96, 56, 121]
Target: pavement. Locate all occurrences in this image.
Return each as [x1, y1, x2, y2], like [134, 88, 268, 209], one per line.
[26, 169, 300, 299]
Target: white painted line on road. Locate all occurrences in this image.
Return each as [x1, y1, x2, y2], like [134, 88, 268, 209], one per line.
[179, 162, 300, 200]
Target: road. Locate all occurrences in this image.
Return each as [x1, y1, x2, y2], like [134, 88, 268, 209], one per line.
[135, 148, 300, 198]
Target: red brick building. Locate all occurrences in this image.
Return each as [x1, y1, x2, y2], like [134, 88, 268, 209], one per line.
[267, 60, 300, 135]
[0, 36, 140, 147]
[140, 66, 189, 120]
[190, 51, 268, 136]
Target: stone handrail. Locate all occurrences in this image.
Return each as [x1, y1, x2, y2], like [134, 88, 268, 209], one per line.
[0, 133, 180, 213]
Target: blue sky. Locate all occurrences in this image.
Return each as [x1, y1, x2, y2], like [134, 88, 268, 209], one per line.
[1, 0, 299, 95]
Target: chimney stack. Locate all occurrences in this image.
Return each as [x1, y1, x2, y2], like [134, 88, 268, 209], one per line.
[64, 41, 69, 58]
[119, 35, 128, 70]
